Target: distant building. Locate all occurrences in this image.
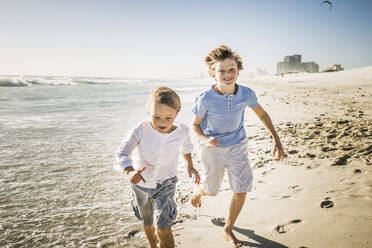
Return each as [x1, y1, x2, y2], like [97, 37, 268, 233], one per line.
[323, 64, 344, 72]
[302, 62, 319, 73]
[277, 54, 319, 74]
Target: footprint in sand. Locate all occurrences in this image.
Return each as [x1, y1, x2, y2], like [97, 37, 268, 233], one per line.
[333, 154, 351, 166]
[320, 198, 334, 208]
[288, 185, 301, 193]
[305, 153, 316, 159]
[288, 150, 299, 155]
[124, 230, 140, 239]
[321, 146, 337, 152]
[274, 219, 302, 234]
[211, 217, 225, 226]
[262, 168, 275, 176]
[341, 146, 354, 151]
[359, 145, 372, 156]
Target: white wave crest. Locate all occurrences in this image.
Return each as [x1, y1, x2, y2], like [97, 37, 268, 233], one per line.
[0, 76, 151, 87]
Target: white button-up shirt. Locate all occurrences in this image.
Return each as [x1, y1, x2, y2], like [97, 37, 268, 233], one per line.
[115, 120, 194, 188]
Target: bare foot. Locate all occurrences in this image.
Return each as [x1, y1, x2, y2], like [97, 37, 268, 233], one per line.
[191, 191, 201, 208]
[223, 228, 243, 248]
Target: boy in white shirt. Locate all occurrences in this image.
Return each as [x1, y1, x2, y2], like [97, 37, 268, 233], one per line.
[116, 86, 200, 248]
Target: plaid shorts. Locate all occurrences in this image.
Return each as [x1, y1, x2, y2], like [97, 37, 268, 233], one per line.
[131, 176, 178, 229]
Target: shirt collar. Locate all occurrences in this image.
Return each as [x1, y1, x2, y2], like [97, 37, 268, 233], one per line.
[146, 120, 179, 136]
[210, 84, 240, 97]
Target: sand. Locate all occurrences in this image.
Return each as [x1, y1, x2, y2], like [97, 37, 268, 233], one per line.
[173, 66, 372, 248]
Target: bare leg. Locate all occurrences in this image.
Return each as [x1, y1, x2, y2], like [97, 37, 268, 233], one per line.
[191, 184, 216, 208]
[223, 192, 247, 248]
[157, 227, 175, 248]
[143, 225, 158, 248]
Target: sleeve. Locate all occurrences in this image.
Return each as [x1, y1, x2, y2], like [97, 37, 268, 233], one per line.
[114, 124, 140, 171]
[191, 94, 207, 119]
[180, 125, 194, 155]
[247, 89, 259, 109]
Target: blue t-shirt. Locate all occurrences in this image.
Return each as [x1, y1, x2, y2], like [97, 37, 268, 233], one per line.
[192, 84, 258, 147]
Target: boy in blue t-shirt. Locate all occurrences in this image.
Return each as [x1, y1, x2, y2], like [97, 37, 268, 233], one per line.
[191, 45, 285, 247]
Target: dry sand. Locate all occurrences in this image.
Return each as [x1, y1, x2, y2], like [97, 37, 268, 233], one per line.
[173, 67, 372, 248]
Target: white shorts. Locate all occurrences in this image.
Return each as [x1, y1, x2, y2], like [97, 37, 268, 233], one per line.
[200, 140, 253, 194]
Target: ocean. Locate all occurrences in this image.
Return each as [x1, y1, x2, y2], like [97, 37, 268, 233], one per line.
[0, 75, 211, 247]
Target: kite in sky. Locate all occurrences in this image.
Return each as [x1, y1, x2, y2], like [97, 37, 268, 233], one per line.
[321, 0, 333, 11]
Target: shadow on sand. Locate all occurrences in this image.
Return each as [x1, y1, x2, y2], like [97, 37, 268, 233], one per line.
[232, 226, 288, 248]
[210, 217, 288, 248]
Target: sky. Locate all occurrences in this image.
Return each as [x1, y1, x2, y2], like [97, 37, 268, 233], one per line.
[1, 0, 372, 78]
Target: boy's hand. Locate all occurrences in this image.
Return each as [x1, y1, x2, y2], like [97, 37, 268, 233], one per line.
[204, 137, 219, 148]
[128, 167, 146, 184]
[187, 166, 200, 184]
[273, 141, 285, 162]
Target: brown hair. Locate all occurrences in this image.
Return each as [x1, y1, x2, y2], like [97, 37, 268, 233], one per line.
[204, 45, 243, 77]
[147, 86, 181, 113]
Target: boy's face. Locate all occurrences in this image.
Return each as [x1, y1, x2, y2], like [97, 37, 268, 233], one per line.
[148, 102, 178, 133]
[214, 58, 239, 86]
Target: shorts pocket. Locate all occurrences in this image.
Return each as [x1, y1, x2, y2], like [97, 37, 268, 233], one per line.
[167, 198, 177, 222]
[131, 199, 142, 220]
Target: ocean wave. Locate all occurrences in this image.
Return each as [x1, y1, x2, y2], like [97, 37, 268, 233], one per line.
[0, 76, 151, 87]
[0, 77, 29, 87]
[74, 78, 149, 85]
[0, 77, 76, 87]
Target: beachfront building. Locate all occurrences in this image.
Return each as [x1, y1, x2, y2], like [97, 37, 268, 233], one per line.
[277, 54, 319, 74]
[302, 62, 319, 73]
[323, 64, 344, 72]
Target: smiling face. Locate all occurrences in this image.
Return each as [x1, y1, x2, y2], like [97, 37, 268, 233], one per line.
[148, 102, 178, 133]
[214, 58, 239, 87]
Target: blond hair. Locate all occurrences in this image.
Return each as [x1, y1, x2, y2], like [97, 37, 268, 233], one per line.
[147, 86, 181, 112]
[204, 45, 243, 77]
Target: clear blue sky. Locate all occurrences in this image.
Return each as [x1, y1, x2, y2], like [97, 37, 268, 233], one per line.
[1, 0, 371, 78]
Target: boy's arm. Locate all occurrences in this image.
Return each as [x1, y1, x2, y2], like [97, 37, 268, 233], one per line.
[116, 126, 146, 184]
[252, 104, 285, 161]
[116, 127, 139, 171]
[183, 153, 200, 184]
[116, 126, 147, 184]
[180, 125, 200, 184]
[192, 115, 219, 148]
